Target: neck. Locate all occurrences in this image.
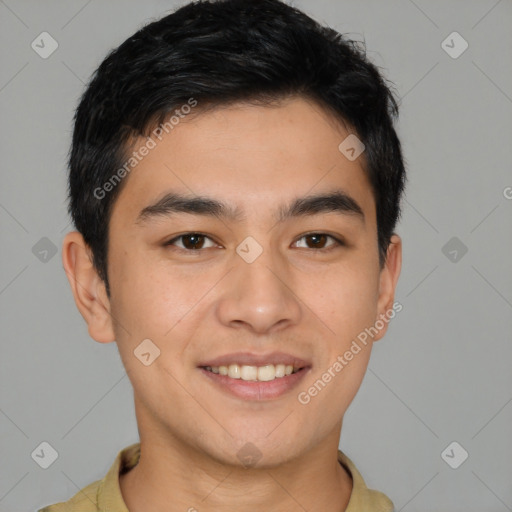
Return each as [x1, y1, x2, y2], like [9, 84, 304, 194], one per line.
[120, 429, 352, 512]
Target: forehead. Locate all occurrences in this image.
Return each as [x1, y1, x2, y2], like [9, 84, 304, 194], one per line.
[110, 96, 376, 227]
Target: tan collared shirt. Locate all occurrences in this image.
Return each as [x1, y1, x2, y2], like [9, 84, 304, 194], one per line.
[38, 443, 394, 511]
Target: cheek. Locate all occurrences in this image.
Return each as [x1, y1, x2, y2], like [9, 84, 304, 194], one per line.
[108, 252, 186, 338]
[306, 262, 381, 342]
[313, 263, 380, 407]
[108, 258, 198, 389]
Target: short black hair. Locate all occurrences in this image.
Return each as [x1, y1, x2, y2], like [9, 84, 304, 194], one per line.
[68, 0, 406, 296]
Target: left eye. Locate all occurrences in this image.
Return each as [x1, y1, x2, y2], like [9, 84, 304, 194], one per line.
[165, 232, 343, 252]
[293, 233, 342, 250]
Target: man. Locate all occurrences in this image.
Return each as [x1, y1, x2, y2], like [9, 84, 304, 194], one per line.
[40, 0, 405, 510]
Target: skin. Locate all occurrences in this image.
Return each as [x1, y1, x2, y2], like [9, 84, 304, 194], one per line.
[62, 96, 401, 512]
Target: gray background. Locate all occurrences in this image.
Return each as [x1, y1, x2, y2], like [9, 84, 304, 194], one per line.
[1, 0, 511, 510]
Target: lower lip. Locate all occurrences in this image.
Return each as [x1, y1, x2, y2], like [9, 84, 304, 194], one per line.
[199, 367, 311, 401]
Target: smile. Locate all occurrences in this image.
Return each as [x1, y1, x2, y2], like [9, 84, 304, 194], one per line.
[203, 363, 301, 382]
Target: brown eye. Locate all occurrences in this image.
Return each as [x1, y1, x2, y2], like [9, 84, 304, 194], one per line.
[182, 234, 205, 249]
[166, 233, 216, 251]
[294, 233, 343, 251]
[305, 234, 328, 248]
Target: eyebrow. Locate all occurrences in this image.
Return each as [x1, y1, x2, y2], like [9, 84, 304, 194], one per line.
[136, 190, 365, 225]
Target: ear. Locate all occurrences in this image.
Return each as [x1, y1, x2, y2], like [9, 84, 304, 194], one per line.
[61, 231, 115, 343]
[373, 234, 402, 342]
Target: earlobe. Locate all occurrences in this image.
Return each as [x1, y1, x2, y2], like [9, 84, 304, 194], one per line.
[61, 231, 116, 343]
[373, 234, 402, 341]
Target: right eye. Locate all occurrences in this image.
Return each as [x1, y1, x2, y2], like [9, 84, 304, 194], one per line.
[164, 233, 218, 251]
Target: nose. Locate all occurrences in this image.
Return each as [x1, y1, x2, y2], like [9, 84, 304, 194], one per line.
[215, 245, 302, 335]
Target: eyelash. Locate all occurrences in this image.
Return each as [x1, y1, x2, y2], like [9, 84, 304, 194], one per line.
[164, 232, 345, 253]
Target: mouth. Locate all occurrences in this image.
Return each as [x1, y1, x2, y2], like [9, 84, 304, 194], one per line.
[197, 352, 312, 401]
[201, 363, 303, 381]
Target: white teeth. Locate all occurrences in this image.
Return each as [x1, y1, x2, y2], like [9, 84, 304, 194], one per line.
[257, 365, 275, 382]
[241, 365, 258, 381]
[205, 363, 302, 382]
[228, 364, 241, 379]
[275, 364, 286, 378]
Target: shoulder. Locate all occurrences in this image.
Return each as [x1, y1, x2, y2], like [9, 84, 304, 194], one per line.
[338, 450, 394, 512]
[37, 478, 102, 512]
[37, 443, 139, 512]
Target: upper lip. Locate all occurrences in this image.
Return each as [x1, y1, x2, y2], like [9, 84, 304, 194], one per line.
[198, 351, 311, 369]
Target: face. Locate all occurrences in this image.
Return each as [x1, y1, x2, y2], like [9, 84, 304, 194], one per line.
[70, 96, 401, 468]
